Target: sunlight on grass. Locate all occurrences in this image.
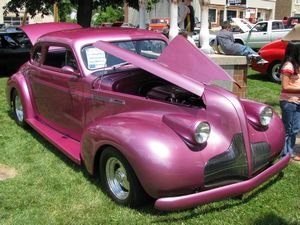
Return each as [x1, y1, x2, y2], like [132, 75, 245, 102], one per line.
[247, 69, 281, 114]
[0, 73, 299, 225]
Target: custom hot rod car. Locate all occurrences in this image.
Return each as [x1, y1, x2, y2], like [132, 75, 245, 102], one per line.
[7, 23, 290, 211]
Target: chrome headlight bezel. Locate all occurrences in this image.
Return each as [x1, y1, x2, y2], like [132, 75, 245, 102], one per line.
[259, 107, 273, 126]
[194, 122, 211, 144]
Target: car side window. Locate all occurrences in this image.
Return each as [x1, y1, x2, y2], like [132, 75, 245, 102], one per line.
[32, 46, 42, 64]
[272, 22, 284, 30]
[43, 45, 78, 72]
[252, 22, 267, 32]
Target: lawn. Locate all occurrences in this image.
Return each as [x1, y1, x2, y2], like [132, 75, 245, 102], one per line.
[0, 71, 300, 225]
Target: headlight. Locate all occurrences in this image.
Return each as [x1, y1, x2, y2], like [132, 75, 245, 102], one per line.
[260, 107, 273, 126]
[194, 122, 211, 144]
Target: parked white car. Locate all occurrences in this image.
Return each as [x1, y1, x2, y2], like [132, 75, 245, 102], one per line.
[192, 27, 217, 48]
[233, 20, 291, 49]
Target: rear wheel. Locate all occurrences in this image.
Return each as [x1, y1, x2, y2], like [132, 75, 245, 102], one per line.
[100, 147, 148, 207]
[12, 89, 27, 128]
[267, 61, 281, 83]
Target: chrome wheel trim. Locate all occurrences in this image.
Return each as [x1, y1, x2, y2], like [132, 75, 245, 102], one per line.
[106, 157, 130, 200]
[14, 94, 24, 122]
[271, 63, 281, 82]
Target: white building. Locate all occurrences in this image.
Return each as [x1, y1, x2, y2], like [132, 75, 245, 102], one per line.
[0, 0, 54, 27]
[128, 0, 276, 27]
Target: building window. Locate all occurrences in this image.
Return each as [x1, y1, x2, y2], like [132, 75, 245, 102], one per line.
[209, 9, 217, 23]
[3, 17, 29, 26]
[296, 0, 300, 5]
[239, 11, 244, 18]
[227, 10, 237, 20]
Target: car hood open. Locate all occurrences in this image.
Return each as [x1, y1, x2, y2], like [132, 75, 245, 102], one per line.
[20, 22, 81, 46]
[94, 36, 235, 97]
[231, 18, 253, 33]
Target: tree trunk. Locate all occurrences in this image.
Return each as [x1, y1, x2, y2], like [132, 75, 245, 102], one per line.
[54, 3, 59, 22]
[139, 0, 147, 29]
[169, 0, 179, 40]
[124, 1, 129, 23]
[77, 0, 93, 27]
[22, 8, 28, 26]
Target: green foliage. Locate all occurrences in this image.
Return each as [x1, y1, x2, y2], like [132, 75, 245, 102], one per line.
[93, 6, 124, 26]
[3, 0, 161, 27]
[0, 71, 300, 224]
[57, 0, 76, 22]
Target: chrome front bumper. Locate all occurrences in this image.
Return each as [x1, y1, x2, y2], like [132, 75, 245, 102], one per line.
[154, 154, 290, 211]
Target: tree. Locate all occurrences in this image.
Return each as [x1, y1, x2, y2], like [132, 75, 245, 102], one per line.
[4, 0, 158, 27]
[93, 6, 124, 26]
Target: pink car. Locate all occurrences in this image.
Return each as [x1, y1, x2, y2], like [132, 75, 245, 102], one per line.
[7, 23, 290, 211]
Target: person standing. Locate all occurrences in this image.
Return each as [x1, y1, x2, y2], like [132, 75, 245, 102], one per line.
[280, 42, 300, 161]
[178, 0, 189, 30]
[184, 0, 195, 33]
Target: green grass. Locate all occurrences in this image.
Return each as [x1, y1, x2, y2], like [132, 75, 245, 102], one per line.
[0, 72, 300, 225]
[247, 70, 282, 114]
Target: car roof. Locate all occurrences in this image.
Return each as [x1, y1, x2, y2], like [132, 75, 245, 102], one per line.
[37, 27, 168, 47]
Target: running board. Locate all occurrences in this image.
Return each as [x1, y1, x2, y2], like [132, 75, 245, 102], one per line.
[27, 118, 81, 164]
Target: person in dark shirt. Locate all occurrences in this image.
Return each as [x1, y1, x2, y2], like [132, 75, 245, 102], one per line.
[215, 21, 268, 64]
[184, 0, 195, 33]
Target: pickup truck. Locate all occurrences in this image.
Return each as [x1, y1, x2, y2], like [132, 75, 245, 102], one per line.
[233, 20, 291, 49]
[283, 16, 300, 28]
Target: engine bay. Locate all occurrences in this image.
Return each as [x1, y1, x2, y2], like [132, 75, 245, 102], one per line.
[98, 69, 204, 108]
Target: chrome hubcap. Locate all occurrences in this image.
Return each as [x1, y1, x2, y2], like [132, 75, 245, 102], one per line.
[106, 157, 130, 200]
[271, 64, 281, 82]
[15, 94, 24, 122]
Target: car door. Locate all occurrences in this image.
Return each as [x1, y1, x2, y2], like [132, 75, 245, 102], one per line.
[28, 44, 84, 140]
[246, 22, 270, 49]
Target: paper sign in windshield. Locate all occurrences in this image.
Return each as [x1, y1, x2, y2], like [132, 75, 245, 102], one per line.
[86, 47, 107, 69]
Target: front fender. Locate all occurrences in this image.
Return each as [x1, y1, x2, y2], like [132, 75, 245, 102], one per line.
[81, 115, 205, 198]
[6, 69, 35, 121]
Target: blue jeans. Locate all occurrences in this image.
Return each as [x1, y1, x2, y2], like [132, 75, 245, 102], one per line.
[240, 45, 257, 56]
[280, 100, 300, 157]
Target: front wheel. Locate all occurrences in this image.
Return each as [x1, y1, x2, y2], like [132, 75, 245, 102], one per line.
[100, 147, 149, 207]
[267, 61, 281, 83]
[12, 89, 27, 128]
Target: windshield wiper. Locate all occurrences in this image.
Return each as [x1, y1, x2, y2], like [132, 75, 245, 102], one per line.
[112, 62, 131, 70]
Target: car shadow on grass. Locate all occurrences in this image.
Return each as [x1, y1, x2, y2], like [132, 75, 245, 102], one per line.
[248, 73, 269, 81]
[6, 110, 100, 188]
[252, 212, 300, 225]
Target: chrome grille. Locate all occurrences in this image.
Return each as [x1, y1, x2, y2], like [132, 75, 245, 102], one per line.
[204, 133, 249, 188]
[251, 142, 271, 175]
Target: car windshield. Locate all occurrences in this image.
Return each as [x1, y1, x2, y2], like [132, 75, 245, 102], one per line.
[0, 31, 31, 49]
[82, 39, 167, 71]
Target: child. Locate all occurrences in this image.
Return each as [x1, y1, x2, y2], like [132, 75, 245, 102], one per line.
[280, 42, 300, 161]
